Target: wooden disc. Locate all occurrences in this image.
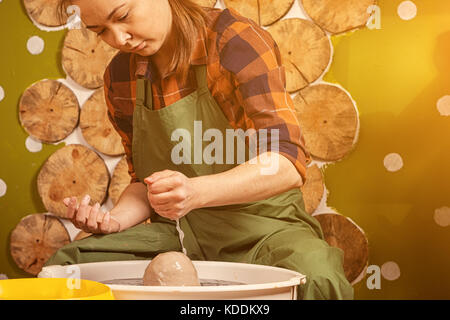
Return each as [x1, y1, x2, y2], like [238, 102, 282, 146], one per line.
[313, 213, 369, 283]
[300, 164, 324, 214]
[193, 0, 217, 7]
[62, 28, 119, 89]
[74, 230, 92, 241]
[23, 0, 69, 27]
[10, 214, 70, 275]
[267, 18, 331, 92]
[19, 80, 79, 143]
[301, 0, 377, 34]
[108, 156, 132, 205]
[293, 84, 358, 161]
[224, 0, 294, 26]
[37, 144, 110, 218]
[80, 89, 125, 156]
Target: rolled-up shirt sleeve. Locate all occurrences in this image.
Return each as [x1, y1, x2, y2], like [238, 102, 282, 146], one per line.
[218, 16, 312, 182]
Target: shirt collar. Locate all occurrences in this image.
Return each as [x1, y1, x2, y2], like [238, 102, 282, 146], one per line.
[134, 30, 208, 80]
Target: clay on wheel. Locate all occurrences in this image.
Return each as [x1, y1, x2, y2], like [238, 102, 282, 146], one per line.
[143, 251, 200, 286]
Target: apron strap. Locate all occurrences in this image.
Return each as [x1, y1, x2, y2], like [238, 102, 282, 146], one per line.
[194, 65, 208, 90]
[135, 77, 147, 107]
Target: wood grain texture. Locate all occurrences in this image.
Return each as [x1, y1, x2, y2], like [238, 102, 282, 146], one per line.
[224, 0, 294, 26]
[10, 214, 70, 275]
[23, 0, 68, 27]
[313, 213, 369, 283]
[301, 0, 377, 34]
[268, 18, 331, 92]
[80, 89, 125, 156]
[37, 144, 110, 218]
[108, 156, 131, 205]
[300, 164, 324, 214]
[19, 80, 79, 143]
[293, 84, 358, 161]
[62, 28, 118, 89]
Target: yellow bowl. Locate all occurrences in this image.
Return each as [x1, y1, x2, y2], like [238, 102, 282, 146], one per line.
[0, 278, 115, 300]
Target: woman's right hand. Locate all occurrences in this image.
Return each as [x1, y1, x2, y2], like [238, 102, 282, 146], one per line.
[63, 195, 121, 234]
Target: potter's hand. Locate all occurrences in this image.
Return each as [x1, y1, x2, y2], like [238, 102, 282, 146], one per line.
[62, 195, 121, 234]
[144, 170, 199, 220]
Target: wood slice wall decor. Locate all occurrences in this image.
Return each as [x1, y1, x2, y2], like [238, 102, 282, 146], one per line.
[301, 0, 377, 34]
[19, 80, 79, 143]
[62, 28, 118, 89]
[37, 144, 110, 218]
[10, 214, 70, 275]
[23, 0, 69, 27]
[300, 164, 324, 214]
[267, 18, 331, 92]
[293, 84, 358, 161]
[313, 213, 369, 284]
[80, 89, 125, 156]
[224, 0, 294, 26]
[108, 156, 131, 205]
[193, 0, 217, 7]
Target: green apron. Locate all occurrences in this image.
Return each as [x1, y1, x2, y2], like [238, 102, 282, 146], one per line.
[45, 65, 353, 300]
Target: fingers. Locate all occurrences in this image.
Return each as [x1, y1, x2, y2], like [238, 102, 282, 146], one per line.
[148, 175, 183, 194]
[147, 190, 184, 207]
[99, 211, 111, 234]
[144, 170, 177, 186]
[86, 202, 100, 232]
[75, 194, 91, 226]
[65, 197, 78, 220]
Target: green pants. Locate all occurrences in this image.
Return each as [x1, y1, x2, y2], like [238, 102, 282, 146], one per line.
[45, 190, 353, 300]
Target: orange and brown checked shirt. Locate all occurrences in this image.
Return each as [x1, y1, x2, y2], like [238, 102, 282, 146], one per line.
[103, 7, 311, 184]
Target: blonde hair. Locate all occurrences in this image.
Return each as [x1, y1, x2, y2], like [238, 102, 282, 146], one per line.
[57, 0, 208, 81]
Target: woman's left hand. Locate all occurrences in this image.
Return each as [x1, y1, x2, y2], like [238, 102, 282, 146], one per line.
[144, 170, 200, 220]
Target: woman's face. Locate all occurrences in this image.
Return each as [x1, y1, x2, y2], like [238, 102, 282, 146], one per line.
[71, 0, 172, 56]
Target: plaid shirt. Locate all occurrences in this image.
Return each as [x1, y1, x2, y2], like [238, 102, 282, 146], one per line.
[103, 7, 311, 184]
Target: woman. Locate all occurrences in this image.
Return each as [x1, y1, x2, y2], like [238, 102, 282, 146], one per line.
[46, 0, 353, 300]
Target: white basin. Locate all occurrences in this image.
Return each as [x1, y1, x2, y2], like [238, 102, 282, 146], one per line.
[38, 260, 306, 300]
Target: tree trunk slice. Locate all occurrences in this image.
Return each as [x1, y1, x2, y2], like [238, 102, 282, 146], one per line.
[23, 0, 68, 27]
[312, 213, 369, 284]
[260, 0, 295, 26]
[80, 89, 125, 156]
[37, 144, 110, 218]
[267, 18, 331, 92]
[224, 0, 259, 25]
[193, 0, 217, 7]
[62, 28, 119, 89]
[19, 80, 79, 143]
[293, 84, 358, 161]
[74, 230, 92, 241]
[300, 164, 324, 214]
[301, 0, 377, 34]
[10, 214, 70, 275]
[109, 156, 132, 205]
[224, 0, 294, 26]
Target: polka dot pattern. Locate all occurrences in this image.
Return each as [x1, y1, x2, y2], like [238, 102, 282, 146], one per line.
[383, 153, 404, 172]
[27, 36, 45, 55]
[398, 1, 418, 20]
[434, 207, 450, 227]
[0, 179, 7, 197]
[437, 95, 450, 116]
[25, 136, 43, 153]
[381, 261, 401, 281]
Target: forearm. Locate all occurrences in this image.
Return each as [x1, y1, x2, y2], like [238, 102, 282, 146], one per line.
[110, 182, 152, 231]
[192, 152, 303, 208]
